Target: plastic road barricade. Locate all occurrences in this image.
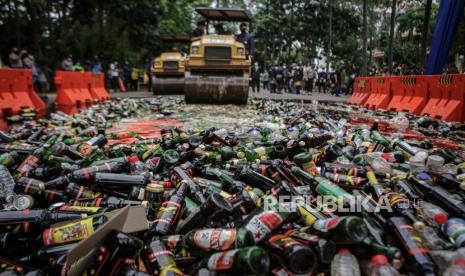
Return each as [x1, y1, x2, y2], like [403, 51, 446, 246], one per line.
[386, 76, 429, 115]
[348, 77, 371, 105]
[0, 69, 46, 130]
[89, 73, 110, 102]
[364, 77, 394, 110]
[55, 71, 94, 114]
[421, 74, 465, 122]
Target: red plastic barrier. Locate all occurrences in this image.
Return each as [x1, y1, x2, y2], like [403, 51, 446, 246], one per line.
[348, 77, 371, 105]
[364, 77, 394, 110]
[55, 71, 94, 114]
[89, 73, 110, 101]
[421, 74, 465, 122]
[386, 76, 429, 115]
[0, 69, 46, 129]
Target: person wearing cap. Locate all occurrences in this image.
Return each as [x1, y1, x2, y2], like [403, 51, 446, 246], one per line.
[190, 20, 205, 40]
[9, 48, 22, 68]
[235, 23, 254, 58]
[214, 23, 229, 35]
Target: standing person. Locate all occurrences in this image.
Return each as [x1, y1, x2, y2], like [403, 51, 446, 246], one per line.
[293, 65, 304, 94]
[274, 66, 285, 94]
[9, 48, 22, 68]
[346, 65, 357, 95]
[305, 64, 315, 93]
[61, 56, 73, 71]
[235, 23, 254, 59]
[145, 58, 153, 92]
[330, 69, 341, 97]
[122, 62, 131, 90]
[20, 50, 29, 68]
[130, 67, 139, 91]
[72, 61, 84, 72]
[22, 53, 34, 69]
[317, 70, 327, 93]
[251, 62, 261, 93]
[109, 61, 119, 92]
[260, 69, 269, 92]
[190, 20, 205, 40]
[91, 61, 103, 73]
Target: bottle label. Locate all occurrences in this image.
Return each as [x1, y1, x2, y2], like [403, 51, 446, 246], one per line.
[313, 217, 343, 232]
[42, 217, 94, 246]
[59, 205, 102, 213]
[193, 229, 237, 251]
[207, 249, 239, 270]
[17, 155, 40, 175]
[166, 235, 181, 248]
[445, 218, 465, 246]
[268, 234, 300, 249]
[297, 205, 317, 226]
[246, 211, 283, 242]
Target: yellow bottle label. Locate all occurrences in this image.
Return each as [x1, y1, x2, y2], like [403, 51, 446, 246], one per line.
[42, 217, 94, 246]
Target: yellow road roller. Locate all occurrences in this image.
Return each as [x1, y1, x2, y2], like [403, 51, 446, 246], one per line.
[152, 35, 190, 95]
[184, 8, 252, 105]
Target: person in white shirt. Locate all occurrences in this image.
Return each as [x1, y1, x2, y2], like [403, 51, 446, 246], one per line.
[109, 61, 120, 92]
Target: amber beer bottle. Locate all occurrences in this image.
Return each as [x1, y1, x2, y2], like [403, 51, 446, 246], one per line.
[141, 239, 183, 276]
[266, 234, 318, 274]
[149, 182, 187, 236]
[89, 231, 144, 276]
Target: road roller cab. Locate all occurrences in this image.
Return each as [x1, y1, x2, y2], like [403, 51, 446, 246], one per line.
[184, 7, 252, 105]
[152, 35, 190, 95]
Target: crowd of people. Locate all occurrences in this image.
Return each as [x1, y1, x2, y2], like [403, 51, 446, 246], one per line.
[60, 57, 142, 92]
[2, 47, 43, 92]
[252, 63, 357, 96]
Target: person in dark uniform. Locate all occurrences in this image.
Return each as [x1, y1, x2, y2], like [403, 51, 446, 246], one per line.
[293, 65, 304, 94]
[214, 23, 230, 35]
[190, 20, 205, 40]
[251, 62, 261, 93]
[235, 23, 254, 58]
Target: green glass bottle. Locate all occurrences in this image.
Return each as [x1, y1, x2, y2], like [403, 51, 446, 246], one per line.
[312, 216, 368, 244]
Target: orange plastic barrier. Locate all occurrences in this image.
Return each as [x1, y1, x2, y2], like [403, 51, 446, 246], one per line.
[364, 77, 394, 110]
[89, 73, 110, 101]
[0, 69, 46, 129]
[421, 74, 465, 122]
[386, 76, 429, 115]
[348, 77, 371, 105]
[55, 71, 94, 114]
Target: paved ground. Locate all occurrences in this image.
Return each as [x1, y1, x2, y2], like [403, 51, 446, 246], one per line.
[108, 88, 349, 103]
[41, 88, 349, 104]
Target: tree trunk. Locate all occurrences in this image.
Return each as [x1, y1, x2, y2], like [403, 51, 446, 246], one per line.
[326, 0, 332, 74]
[362, 0, 368, 76]
[388, 0, 397, 73]
[421, 0, 433, 71]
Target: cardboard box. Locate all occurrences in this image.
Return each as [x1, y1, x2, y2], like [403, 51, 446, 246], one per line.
[64, 205, 148, 276]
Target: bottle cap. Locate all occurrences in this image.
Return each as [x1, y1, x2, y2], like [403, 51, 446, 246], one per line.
[338, 247, 350, 254]
[434, 213, 448, 224]
[413, 221, 426, 232]
[128, 156, 139, 163]
[371, 255, 388, 266]
[454, 259, 465, 266]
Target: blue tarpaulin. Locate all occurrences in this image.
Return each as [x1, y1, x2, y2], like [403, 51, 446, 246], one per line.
[425, 0, 465, 74]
